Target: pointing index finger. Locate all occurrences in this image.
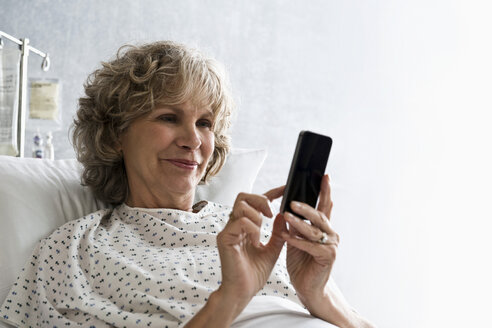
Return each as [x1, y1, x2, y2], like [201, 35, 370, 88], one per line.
[235, 192, 275, 218]
[264, 185, 285, 201]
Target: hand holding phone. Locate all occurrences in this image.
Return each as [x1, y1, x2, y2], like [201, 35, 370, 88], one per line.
[280, 131, 332, 219]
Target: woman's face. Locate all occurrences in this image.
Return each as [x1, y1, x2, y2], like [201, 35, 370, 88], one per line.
[119, 101, 215, 209]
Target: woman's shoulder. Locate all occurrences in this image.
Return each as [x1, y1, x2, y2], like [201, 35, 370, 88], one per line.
[41, 208, 113, 243]
[65, 207, 113, 227]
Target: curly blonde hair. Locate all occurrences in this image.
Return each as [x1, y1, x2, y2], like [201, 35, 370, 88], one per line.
[72, 41, 234, 205]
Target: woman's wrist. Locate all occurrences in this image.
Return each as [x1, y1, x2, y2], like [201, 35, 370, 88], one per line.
[301, 290, 375, 328]
[308, 292, 355, 328]
[184, 288, 251, 328]
[211, 287, 252, 320]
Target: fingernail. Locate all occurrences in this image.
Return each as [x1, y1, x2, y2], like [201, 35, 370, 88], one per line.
[267, 200, 275, 216]
[284, 212, 293, 220]
[291, 201, 302, 209]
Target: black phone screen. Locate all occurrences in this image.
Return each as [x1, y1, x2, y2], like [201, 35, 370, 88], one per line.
[280, 131, 332, 218]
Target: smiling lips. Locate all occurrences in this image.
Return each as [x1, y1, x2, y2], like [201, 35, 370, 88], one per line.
[164, 159, 199, 170]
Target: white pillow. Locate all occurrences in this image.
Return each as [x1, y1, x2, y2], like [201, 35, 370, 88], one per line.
[0, 148, 266, 308]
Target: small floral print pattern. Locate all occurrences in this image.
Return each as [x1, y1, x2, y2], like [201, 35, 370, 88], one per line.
[0, 202, 296, 327]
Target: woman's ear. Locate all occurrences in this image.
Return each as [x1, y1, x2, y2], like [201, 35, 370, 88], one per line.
[114, 138, 122, 152]
[115, 129, 126, 154]
[114, 137, 124, 156]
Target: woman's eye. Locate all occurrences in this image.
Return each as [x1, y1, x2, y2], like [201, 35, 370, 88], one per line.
[158, 115, 177, 123]
[197, 120, 212, 128]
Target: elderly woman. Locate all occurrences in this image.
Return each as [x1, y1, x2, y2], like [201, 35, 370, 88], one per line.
[0, 42, 373, 328]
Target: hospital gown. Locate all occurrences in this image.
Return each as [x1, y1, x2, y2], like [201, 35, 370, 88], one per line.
[0, 202, 301, 327]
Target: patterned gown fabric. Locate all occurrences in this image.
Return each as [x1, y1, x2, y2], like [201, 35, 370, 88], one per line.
[0, 202, 300, 327]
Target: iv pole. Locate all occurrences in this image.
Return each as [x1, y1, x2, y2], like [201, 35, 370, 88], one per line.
[0, 30, 50, 158]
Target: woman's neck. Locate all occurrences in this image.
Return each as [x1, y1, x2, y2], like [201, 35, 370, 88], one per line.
[125, 190, 195, 211]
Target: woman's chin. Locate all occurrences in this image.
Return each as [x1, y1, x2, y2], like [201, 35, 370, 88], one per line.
[165, 178, 198, 196]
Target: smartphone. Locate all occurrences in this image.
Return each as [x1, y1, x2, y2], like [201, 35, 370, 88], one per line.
[280, 131, 332, 219]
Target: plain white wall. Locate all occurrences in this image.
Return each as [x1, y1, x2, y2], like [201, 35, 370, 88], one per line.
[2, 1, 492, 327]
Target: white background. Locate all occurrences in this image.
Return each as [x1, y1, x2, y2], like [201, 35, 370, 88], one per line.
[2, 1, 492, 326]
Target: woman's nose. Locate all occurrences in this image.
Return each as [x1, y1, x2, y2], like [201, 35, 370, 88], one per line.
[176, 125, 202, 150]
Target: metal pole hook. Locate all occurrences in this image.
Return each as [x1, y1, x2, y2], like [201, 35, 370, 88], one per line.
[41, 53, 50, 71]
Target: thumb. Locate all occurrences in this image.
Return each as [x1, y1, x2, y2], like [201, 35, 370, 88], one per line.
[268, 213, 288, 249]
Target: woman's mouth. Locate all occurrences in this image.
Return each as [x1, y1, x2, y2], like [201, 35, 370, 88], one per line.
[164, 159, 199, 170]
